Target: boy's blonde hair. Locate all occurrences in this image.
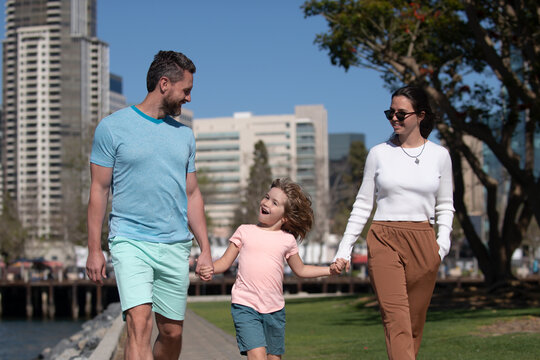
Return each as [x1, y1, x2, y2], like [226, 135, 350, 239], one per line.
[270, 178, 313, 241]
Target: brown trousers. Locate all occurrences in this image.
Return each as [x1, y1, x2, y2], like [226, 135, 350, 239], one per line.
[367, 221, 440, 360]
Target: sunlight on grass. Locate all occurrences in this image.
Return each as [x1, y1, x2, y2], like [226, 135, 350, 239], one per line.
[188, 296, 540, 360]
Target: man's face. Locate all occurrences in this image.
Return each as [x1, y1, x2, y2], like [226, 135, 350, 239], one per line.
[162, 70, 193, 117]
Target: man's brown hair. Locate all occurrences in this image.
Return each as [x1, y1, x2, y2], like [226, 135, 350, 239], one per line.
[146, 50, 196, 92]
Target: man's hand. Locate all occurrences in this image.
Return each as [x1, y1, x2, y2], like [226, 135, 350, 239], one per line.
[86, 250, 107, 284]
[195, 251, 213, 281]
[198, 265, 214, 279]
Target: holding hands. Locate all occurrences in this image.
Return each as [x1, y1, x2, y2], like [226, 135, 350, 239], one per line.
[199, 259, 347, 279]
[198, 265, 214, 280]
[329, 258, 349, 275]
[195, 251, 214, 281]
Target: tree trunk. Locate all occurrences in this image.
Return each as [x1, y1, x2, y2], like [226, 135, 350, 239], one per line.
[449, 145, 495, 283]
[446, 134, 532, 287]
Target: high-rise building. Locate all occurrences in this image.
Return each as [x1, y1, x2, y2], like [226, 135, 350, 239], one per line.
[1, 0, 109, 242]
[193, 105, 329, 242]
[328, 132, 366, 201]
[327, 132, 366, 229]
[109, 73, 126, 114]
[328, 133, 365, 162]
[0, 109, 3, 213]
[461, 135, 486, 245]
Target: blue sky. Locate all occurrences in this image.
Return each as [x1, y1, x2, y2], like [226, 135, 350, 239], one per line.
[2, 0, 395, 149]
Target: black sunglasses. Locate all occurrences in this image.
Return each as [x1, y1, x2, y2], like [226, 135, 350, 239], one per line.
[384, 109, 417, 122]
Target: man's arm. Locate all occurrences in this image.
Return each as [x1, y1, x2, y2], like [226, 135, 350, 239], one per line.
[186, 172, 213, 281]
[86, 163, 112, 284]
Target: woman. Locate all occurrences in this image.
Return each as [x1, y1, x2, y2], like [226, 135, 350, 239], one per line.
[334, 86, 454, 359]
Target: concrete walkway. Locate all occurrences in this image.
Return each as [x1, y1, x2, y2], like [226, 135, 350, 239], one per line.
[151, 308, 242, 360]
[109, 293, 347, 359]
[172, 293, 345, 359]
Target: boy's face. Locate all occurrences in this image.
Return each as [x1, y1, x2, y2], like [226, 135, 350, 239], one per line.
[258, 187, 287, 228]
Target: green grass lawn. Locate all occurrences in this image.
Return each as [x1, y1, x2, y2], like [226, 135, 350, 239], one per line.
[188, 295, 540, 360]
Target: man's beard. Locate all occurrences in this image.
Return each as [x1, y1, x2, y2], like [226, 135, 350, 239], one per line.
[162, 96, 183, 117]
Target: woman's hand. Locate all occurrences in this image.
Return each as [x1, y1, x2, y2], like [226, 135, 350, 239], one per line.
[329, 258, 348, 275]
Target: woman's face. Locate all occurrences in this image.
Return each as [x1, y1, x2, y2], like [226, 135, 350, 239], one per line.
[388, 95, 424, 139]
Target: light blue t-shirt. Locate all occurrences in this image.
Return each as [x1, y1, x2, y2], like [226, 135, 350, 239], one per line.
[90, 106, 196, 243]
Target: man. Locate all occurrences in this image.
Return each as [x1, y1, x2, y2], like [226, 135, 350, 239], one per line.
[86, 50, 213, 360]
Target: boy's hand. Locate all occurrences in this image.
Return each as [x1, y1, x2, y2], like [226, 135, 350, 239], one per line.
[330, 258, 348, 275]
[330, 262, 342, 275]
[329, 263, 340, 275]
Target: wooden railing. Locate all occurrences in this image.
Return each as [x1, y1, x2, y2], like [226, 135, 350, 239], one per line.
[2, 275, 538, 319]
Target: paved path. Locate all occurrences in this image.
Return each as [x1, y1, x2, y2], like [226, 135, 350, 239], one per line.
[151, 308, 242, 360]
[117, 294, 347, 359]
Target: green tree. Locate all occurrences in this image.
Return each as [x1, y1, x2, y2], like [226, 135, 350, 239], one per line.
[232, 140, 273, 230]
[330, 140, 368, 235]
[0, 193, 26, 262]
[303, 0, 540, 285]
[60, 140, 88, 246]
[195, 168, 216, 230]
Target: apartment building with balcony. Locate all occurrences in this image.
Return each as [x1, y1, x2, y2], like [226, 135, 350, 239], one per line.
[193, 105, 329, 245]
[1, 0, 109, 244]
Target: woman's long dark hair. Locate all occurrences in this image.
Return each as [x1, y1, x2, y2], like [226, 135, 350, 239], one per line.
[392, 86, 435, 139]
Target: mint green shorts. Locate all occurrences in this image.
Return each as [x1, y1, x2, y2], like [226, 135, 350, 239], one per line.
[109, 236, 192, 321]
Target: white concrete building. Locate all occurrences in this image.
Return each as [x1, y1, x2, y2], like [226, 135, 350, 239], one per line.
[1, 0, 109, 242]
[193, 105, 330, 250]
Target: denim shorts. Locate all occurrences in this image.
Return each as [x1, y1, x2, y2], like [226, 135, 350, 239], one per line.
[231, 303, 286, 356]
[109, 236, 192, 321]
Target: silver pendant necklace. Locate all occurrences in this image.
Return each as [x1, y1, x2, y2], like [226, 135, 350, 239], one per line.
[399, 139, 426, 164]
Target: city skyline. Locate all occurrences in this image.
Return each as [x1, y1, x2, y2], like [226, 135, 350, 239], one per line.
[0, 0, 366, 250]
[0, 0, 394, 149]
[1, 0, 108, 255]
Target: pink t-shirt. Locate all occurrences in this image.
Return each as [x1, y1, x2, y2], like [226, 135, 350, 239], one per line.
[230, 224, 299, 313]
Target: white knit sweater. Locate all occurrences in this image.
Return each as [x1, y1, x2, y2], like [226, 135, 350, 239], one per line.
[334, 140, 454, 261]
